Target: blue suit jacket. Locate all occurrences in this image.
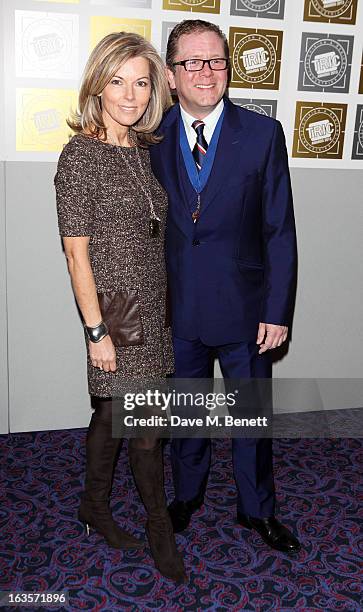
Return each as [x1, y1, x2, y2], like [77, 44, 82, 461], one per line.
[149, 97, 297, 345]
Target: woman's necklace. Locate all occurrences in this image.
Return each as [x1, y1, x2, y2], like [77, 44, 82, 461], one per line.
[107, 129, 161, 238]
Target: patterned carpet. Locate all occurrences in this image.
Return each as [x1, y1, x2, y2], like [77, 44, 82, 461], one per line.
[0, 432, 362, 611]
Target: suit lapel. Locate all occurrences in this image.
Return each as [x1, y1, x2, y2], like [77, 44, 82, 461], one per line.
[199, 98, 245, 219]
[160, 106, 194, 223]
[159, 99, 248, 224]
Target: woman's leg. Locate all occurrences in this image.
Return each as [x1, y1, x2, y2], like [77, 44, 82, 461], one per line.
[79, 396, 143, 549]
[128, 436, 187, 582]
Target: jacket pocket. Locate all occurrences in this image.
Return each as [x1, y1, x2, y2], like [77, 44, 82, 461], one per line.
[97, 290, 144, 347]
[236, 260, 264, 271]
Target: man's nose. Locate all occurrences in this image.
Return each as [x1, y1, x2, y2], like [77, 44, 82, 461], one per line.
[200, 60, 213, 76]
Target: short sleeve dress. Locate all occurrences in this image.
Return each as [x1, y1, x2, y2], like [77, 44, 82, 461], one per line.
[55, 134, 174, 397]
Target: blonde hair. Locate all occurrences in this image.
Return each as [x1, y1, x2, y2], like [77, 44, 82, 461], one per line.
[68, 32, 172, 146]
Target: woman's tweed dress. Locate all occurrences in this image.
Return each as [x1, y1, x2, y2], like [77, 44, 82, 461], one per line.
[55, 134, 174, 397]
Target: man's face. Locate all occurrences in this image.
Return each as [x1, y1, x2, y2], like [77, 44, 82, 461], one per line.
[167, 31, 228, 119]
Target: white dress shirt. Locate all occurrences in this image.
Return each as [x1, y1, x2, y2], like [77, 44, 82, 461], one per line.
[180, 99, 225, 151]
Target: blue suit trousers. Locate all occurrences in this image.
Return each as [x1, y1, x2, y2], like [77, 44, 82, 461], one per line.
[171, 336, 275, 518]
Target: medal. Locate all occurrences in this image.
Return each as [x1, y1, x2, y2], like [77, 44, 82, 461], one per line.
[192, 194, 201, 223]
[149, 216, 160, 238]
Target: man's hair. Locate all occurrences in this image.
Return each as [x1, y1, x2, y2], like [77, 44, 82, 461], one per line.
[166, 20, 229, 72]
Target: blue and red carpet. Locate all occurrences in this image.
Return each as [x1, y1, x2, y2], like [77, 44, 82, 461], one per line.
[0, 433, 362, 611]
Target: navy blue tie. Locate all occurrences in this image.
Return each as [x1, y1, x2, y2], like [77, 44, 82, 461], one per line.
[192, 120, 208, 171]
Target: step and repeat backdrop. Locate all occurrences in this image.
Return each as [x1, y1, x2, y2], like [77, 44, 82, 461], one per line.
[1, 0, 363, 167]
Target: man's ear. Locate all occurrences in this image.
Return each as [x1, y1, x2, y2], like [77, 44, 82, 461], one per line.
[165, 66, 176, 91]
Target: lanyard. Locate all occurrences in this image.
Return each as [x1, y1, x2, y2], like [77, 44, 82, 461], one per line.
[179, 108, 225, 195]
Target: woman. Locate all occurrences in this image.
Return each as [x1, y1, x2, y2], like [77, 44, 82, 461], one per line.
[54, 32, 186, 583]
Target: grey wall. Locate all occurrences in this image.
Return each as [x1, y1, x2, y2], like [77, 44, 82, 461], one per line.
[1, 162, 362, 432]
[0, 162, 8, 434]
[6, 162, 90, 432]
[275, 168, 363, 415]
[275, 167, 363, 379]
[0, 0, 7, 434]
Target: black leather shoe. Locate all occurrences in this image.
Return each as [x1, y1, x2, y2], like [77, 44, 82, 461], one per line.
[237, 512, 301, 553]
[168, 493, 204, 533]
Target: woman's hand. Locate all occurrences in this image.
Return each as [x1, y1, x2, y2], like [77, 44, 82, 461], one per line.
[62, 237, 117, 374]
[89, 335, 117, 372]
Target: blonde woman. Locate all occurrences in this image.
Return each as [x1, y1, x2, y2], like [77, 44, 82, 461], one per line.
[55, 32, 186, 583]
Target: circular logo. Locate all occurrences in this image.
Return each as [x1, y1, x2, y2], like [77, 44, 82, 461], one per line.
[299, 107, 341, 154]
[358, 116, 363, 149]
[20, 92, 64, 149]
[304, 38, 347, 87]
[241, 0, 278, 11]
[242, 103, 268, 116]
[179, 0, 209, 6]
[22, 18, 72, 72]
[310, 0, 352, 18]
[232, 33, 276, 84]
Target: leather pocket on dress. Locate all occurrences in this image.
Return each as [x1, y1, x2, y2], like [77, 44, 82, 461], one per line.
[97, 291, 144, 347]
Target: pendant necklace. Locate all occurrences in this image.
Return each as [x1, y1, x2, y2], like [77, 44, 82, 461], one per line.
[107, 129, 161, 238]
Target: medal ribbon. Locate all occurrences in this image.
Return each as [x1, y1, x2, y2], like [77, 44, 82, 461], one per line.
[179, 107, 225, 197]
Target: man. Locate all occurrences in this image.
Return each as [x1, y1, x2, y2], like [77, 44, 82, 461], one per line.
[150, 20, 300, 553]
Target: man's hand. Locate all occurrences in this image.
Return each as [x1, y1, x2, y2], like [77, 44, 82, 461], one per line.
[256, 323, 288, 354]
[89, 335, 117, 372]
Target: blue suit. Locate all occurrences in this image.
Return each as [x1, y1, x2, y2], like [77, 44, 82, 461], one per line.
[150, 97, 297, 517]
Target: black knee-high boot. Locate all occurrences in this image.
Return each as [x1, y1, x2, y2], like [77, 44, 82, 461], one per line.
[128, 440, 186, 582]
[79, 397, 143, 549]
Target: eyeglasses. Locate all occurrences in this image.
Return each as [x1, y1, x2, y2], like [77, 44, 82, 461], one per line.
[172, 58, 229, 72]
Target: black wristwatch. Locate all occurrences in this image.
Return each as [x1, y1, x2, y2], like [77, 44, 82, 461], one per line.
[85, 320, 109, 343]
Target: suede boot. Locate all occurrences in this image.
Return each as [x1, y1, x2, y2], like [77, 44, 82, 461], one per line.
[79, 403, 143, 550]
[129, 441, 187, 582]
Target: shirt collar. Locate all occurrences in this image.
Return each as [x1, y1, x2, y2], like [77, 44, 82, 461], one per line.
[180, 99, 225, 147]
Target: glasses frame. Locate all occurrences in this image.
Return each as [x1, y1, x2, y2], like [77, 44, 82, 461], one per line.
[172, 58, 229, 72]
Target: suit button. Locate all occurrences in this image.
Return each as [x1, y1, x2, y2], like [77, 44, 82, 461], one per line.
[192, 239, 200, 246]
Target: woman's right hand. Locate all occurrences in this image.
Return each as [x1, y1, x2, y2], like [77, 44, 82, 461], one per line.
[89, 335, 117, 372]
[61, 237, 117, 373]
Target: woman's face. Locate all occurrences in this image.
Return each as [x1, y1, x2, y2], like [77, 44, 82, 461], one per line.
[101, 56, 151, 132]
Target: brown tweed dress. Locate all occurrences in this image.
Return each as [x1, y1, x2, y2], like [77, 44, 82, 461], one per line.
[55, 134, 174, 397]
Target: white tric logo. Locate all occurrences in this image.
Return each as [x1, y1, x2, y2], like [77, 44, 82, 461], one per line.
[242, 47, 269, 74]
[31, 33, 64, 59]
[312, 51, 340, 77]
[306, 119, 334, 144]
[322, 0, 344, 8]
[33, 109, 61, 134]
